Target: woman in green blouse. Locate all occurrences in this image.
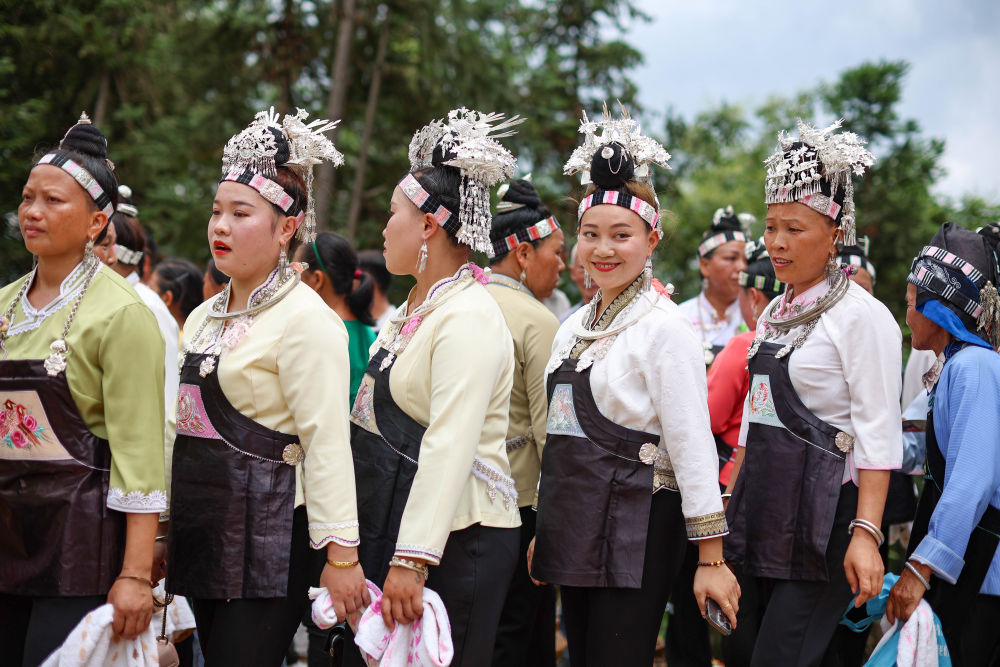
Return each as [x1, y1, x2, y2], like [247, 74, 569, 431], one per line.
[0, 115, 166, 666]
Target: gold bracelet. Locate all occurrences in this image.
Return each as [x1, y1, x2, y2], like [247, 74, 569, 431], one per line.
[696, 559, 727, 568]
[326, 559, 359, 569]
[117, 574, 155, 588]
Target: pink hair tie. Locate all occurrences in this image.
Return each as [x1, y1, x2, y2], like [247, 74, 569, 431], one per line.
[354, 269, 362, 279]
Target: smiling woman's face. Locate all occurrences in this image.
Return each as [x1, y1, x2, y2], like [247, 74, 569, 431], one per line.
[576, 203, 658, 303]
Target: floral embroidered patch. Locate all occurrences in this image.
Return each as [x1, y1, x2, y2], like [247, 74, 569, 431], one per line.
[546, 384, 586, 438]
[0, 390, 72, 461]
[350, 373, 380, 435]
[176, 384, 222, 439]
[748, 374, 784, 428]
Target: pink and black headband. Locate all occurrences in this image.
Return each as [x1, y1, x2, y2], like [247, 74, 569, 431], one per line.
[698, 230, 748, 258]
[577, 190, 660, 231]
[37, 153, 115, 219]
[492, 216, 560, 256]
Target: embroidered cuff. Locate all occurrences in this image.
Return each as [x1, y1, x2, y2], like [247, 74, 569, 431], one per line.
[309, 521, 360, 550]
[685, 511, 729, 540]
[395, 543, 444, 566]
[106, 488, 168, 514]
[911, 535, 964, 584]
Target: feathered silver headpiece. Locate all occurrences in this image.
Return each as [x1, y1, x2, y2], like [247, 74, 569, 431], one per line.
[406, 107, 524, 255]
[764, 119, 875, 247]
[562, 102, 671, 185]
[221, 107, 344, 242]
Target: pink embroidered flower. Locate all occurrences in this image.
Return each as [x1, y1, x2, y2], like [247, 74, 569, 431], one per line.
[221, 316, 252, 350]
[400, 316, 422, 338]
[468, 262, 489, 286]
[22, 414, 38, 432]
[10, 430, 26, 448]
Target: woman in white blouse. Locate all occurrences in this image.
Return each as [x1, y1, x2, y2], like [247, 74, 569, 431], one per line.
[347, 108, 522, 666]
[724, 121, 902, 666]
[529, 110, 739, 666]
[164, 109, 367, 664]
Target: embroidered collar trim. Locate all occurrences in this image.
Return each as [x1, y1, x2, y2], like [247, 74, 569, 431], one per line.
[8, 260, 93, 337]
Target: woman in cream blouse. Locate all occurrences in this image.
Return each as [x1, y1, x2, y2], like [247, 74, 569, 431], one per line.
[164, 108, 366, 665]
[348, 108, 522, 666]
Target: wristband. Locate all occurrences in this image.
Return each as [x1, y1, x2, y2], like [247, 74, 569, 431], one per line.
[326, 559, 359, 569]
[848, 518, 885, 547]
[390, 556, 430, 580]
[116, 574, 154, 588]
[905, 561, 932, 591]
[697, 559, 727, 567]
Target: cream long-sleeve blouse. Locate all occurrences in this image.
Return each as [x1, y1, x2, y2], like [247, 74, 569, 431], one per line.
[547, 284, 728, 540]
[373, 268, 521, 565]
[485, 274, 560, 508]
[0, 262, 167, 513]
[175, 277, 358, 549]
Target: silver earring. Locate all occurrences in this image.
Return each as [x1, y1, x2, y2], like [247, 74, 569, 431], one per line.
[278, 245, 288, 273]
[642, 256, 653, 292]
[825, 253, 839, 283]
[84, 237, 95, 259]
[416, 241, 428, 274]
[584, 269, 592, 290]
[752, 304, 760, 321]
[519, 268, 527, 284]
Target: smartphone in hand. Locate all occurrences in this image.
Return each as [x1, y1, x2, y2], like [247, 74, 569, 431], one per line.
[706, 597, 733, 636]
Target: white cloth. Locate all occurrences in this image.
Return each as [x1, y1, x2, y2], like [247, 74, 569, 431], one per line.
[738, 280, 904, 484]
[152, 583, 196, 641]
[902, 347, 939, 409]
[40, 603, 158, 667]
[549, 290, 726, 533]
[541, 288, 571, 319]
[872, 600, 941, 667]
[309, 582, 453, 667]
[126, 272, 179, 421]
[677, 291, 743, 348]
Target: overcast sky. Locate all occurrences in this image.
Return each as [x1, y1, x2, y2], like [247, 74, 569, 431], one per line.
[624, 0, 999, 202]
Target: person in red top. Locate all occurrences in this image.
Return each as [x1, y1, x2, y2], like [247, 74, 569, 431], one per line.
[708, 239, 785, 489]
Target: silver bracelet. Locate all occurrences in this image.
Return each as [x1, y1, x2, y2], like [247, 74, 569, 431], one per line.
[905, 561, 932, 591]
[848, 518, 885, 547]
[389, 556, 429, 580]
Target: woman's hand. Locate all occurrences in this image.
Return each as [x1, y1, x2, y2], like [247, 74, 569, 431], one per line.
[381, 564, 425, 631]
[843, 532, 884, 608]
[886, 564, 930, 624]
[526, 537, 546, 586]
[693, 564, 741, 629]
[320, 562, 370, 626]
[107, 576, 153, 639]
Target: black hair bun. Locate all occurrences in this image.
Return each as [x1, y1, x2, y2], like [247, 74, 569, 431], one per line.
[710, 206, 743, 234]
[589, 141, 634, 189]
[431, 141, 459, 168]
[267, 127, 291, 167]
[501, 179, 542, 208]
[61, 123, 110, 161]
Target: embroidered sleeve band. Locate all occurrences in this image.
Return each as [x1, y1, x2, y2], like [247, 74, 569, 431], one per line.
[698, 231, 748, 258]
[684, 511, 729, 540]
[578, 190, 659, 230]
[492, 216, 560, 256]
[37, 153, 115, 218]
[222, 170, 305, 224]
[106, 488, 168, 514]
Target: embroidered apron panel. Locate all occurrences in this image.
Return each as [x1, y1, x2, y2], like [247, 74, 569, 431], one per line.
[545, 383, 586, 438]
[349, 373, 379, 436]
[0, 390, 73, 461]
[747, 374, 785, 428]
[175, 383, 223, 440]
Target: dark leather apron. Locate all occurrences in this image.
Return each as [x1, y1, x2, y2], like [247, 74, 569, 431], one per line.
[349, 347, 427, 587]
[167, 352, 301, 599]
[0, 359, 125, 596]
[907, 391, 1000, 641]
[531, 358, 659, 589]
[725, 341, 849, 582]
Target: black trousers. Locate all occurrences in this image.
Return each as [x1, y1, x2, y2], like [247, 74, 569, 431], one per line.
[0, 593, 106, 667]
[748, 483, 858, 667]
[191, 506, 324, 667]
[343, 522, 519, 667]
[560, 490, 688, 667]
[492, 506, 556, 667]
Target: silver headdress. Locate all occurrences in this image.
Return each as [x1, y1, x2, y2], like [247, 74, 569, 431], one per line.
[562, 102, 671, 186]
[221, 107, 344, 243]
[764, 119, 875, 247]
[403, 107, 524, 256]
